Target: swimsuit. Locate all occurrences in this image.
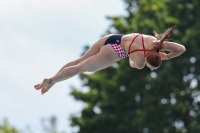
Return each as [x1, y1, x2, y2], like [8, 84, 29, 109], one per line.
[105, 34, 153, 58]
[104, 34, 128, 58]
[128, 34, 154, 57]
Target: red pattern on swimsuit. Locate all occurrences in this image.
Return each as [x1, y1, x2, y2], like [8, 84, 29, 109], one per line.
[128, 34, 154, 56]
[108, 43, 129, 58]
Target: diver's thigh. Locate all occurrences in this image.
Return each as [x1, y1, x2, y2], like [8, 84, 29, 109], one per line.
[78, 45, 120, 72]
[77, 34, 114, 62]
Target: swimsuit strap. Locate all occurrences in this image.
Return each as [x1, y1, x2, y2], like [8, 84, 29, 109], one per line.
[128, 34, 154, 57]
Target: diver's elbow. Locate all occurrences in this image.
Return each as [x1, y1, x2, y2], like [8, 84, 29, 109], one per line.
[180, 45, 186, 53]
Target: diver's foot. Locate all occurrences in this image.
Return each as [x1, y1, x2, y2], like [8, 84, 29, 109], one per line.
[34, 78, 52, 90]
[34, 78, 55, 94]
[41, 84, 54, 95]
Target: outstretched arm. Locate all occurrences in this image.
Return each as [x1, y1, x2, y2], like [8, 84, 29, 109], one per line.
[160, 41, 186, 60]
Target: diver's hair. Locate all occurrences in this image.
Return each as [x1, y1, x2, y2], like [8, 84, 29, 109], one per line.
[153, 26, 177, 52]
[146, 26, 177, 67]
[146, 51, 161, 67]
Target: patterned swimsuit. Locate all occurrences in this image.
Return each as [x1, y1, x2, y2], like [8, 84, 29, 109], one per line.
[104, 34, 154, 58]
[104, 34, 128, 58]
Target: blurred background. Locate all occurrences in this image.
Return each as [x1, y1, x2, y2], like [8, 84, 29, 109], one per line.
[0, 0, 200, 133]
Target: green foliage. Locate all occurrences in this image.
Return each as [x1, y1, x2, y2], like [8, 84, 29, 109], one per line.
[70, 0, 200, 133]
[40, 116, 66, 133]
[0, 116, 66, 133]
[0, 119, 20, 133]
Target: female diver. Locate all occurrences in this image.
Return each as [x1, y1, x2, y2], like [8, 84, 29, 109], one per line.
[34, 26, 186, 94]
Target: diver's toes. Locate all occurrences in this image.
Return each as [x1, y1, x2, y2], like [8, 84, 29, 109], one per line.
[34, 84, 42, 90]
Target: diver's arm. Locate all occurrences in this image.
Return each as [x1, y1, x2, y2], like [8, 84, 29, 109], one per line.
[161, 41, 186, 60]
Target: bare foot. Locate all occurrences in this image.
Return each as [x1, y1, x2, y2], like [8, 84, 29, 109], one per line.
[41, 84, 55, 94]
[34, 78, 54, 94]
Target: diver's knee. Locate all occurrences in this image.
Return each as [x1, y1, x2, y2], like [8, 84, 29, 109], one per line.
[75, 64, 86, 73]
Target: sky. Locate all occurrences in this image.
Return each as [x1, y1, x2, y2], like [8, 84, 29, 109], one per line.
[0, 0, 125, 133]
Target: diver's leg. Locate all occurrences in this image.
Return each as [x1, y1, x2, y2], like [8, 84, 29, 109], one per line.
[37, 45, 120, 94]
[34, 34, 113, 90]
[55, 34, 114, 74]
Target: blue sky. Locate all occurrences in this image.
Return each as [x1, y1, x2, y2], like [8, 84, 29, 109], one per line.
[0, 0, 125, 132]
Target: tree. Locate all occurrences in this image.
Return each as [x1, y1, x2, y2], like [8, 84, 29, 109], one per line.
[70, 0, 200, 133]
[0, 116, 66, 133]
[0, 119, 20, 133]
[40, 116, 66, 133]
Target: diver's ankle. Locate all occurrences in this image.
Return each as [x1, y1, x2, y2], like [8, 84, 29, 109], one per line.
[47, 78, 53, 86]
